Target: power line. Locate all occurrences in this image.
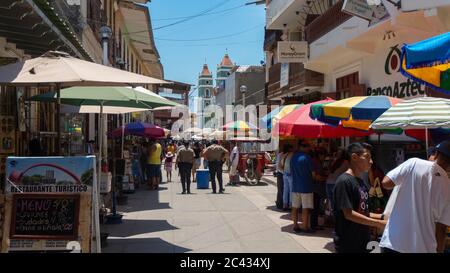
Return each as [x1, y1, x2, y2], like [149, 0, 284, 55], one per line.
[152, 4, 246, 21]
[154, 24, 263, 42]
[156, 40, 263, 48]
[153, 0, 229, 31]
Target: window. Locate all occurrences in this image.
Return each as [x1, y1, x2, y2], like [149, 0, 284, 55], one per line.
[125, 44, 129, 70]
[122, 38, 125, 61]
[205, 89, 210, 98]
[118, 29, 122, 62]
[336, 72, 358, 99]
[0, 86, 15, 116]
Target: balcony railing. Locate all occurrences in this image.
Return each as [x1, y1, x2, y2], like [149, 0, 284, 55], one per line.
[267, 63, 324, 99]
[305, 0, 352, 44]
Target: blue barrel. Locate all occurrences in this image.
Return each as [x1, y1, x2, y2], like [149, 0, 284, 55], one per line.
[196, 169, 210, 189]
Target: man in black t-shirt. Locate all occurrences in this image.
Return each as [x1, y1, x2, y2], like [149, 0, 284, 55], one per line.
[333, 142, 387, 253]
[192, 142, 203, 182]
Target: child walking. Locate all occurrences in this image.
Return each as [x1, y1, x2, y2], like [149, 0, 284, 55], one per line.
[165, 152, 174, 182]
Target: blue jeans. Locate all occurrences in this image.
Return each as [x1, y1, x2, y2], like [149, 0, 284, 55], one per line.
[283, 173, 293, 207]
[326, 183, 335, 206]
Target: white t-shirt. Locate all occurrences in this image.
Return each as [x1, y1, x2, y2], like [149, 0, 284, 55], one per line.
[379, 158, 450, 253]
[231, 146, 239, 166]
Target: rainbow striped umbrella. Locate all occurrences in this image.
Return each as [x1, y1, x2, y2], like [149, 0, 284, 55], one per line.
[400, 32, 450, 94]
[261, 104, 303, 130]
[312, 96, 403, 130]
[222, 121, 258, 131]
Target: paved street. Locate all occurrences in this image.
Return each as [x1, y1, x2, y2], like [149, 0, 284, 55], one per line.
[101, 169, 334, 253]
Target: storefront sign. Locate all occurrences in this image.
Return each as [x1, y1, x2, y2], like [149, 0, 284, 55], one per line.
[5, 156, 95, 194]
[342, 0, 390, 26]
[280, 63, 289, 88]
[401, 0, 449, 11]
[367, 78, 425, 97]
[277, 41, 308, 63]
[366, 44, 425, 98]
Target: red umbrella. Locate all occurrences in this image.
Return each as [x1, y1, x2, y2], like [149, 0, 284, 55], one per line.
[110, 122, 165, 138]
[276, 99, 372, 138]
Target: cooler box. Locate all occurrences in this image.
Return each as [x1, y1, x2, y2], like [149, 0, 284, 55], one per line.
[196, 169, 209, 189]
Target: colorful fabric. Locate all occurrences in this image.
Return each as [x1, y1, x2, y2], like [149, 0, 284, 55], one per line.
[276, 99, 372, 138]
[222, 121, 258, 131]
[111, 122, 165, 138]
[400, 32, 450, 95]
[315, 96, 402, 121]
[261, 104, 303, 130]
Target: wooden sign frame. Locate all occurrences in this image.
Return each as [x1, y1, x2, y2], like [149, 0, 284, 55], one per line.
[10, 194, 80, 240]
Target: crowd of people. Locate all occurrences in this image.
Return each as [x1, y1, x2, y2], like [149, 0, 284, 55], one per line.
[124, 135, 450, 253]
[274, 139, 450, 253]
[127, 138, 231, 194]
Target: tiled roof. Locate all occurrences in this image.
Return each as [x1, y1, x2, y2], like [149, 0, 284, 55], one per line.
[220, 54, 233, 67]
[201, 64, 211, 76]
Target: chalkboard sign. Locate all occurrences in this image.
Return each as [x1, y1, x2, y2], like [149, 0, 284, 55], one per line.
[10, 194, 80, 240]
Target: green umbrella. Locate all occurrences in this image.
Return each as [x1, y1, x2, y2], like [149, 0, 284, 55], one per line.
[29, 86, 179, 108]
[29, 86, 179, 221]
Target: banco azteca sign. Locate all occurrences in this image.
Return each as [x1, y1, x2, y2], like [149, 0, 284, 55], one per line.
[367, 45, 425, 98]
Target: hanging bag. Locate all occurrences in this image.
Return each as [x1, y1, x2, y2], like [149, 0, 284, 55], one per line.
[369, 177, 386, 213]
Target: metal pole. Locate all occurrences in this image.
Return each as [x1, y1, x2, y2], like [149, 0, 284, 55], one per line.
[98, 103, 103, 198]
[95, 101, 104, 253]
[112, 128, 117, 216]
[425, 127, 429, 157]
[121, 114, 125, 159]
[56, 84, 61, 155]
[92, 150, 101, 253]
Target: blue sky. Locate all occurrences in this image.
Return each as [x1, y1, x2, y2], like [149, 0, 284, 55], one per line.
[147, 0, 265, 89]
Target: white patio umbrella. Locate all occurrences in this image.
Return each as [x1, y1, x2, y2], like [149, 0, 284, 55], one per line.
[0, 51, 170, 154]
[0, 51, 168, 86]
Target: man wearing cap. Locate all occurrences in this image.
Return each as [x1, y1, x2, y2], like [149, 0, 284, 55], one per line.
[176, 141, 195, 194]
[203, 140, 229, 194]
[380, 140, 450, 253]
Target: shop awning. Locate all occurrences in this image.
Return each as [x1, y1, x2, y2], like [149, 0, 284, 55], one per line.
[118, 1, 162, 78]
